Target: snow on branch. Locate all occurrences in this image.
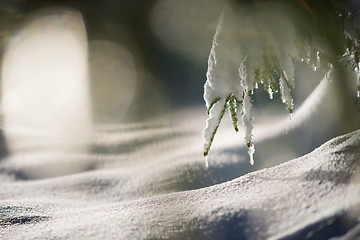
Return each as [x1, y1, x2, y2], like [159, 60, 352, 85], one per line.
[202, 1, 360, 165]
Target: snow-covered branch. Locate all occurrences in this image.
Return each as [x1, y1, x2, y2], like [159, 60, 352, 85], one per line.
[203, 0, 360, 164]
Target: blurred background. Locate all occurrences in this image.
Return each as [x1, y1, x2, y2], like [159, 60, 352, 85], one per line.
[0, 0, 223, 114]
[0, 0, 359, 177]
[0, 0, 335, 124]
[0, 0, 226, 178]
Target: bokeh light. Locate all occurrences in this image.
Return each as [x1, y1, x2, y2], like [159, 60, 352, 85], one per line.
[89, 40, 136, 124]
[1, 8, 92, 153]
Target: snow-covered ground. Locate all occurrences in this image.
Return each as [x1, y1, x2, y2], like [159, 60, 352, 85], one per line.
[1, 106, 360, 239]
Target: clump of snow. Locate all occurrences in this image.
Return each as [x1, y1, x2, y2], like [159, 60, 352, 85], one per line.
[279, 75, 294, 113]
[203, 98, 226, 157]
[248, 144, 255, 165]
[203, 3, 299, 164]
[241, 92, 254, 151]
[203, 1, 360, 164]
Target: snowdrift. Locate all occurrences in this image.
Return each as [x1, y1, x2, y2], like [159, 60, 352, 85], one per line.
[1, 118, 360, 239]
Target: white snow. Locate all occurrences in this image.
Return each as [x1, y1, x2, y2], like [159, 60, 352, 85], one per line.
[203, 3, 299, 163]
[1, 115, 360, 239]
[241, 91, 254, 161]
[238, 55, 247, 93]
[203, 98, 226, 157]
[248, 144, 255, 166]
[279, 75, 294, 112]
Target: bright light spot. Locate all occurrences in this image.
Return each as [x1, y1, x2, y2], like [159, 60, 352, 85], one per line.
[1, 8, 92, 153]
[150, 0, 223, 62]
[89, 41, 136, 123]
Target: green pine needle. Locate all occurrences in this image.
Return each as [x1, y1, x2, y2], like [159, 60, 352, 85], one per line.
[227, 94, 240, 132]
[203, 101, 226, 157]
[207, 97, 221, 115]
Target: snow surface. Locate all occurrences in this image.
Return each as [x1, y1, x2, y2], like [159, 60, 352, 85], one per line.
[1, 109, 360, 239]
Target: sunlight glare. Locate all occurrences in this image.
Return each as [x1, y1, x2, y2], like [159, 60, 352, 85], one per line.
[1, 8, 92, 153]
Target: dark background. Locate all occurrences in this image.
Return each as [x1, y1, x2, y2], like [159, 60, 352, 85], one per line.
[0, 0, 220, 119]
[23, 0, 209, 108]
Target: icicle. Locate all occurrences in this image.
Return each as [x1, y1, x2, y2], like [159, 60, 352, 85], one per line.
[241, 91, 254, 164]
[279, 74, 294, 113]
[248, 144, 255, 165]
[205, 155, 209, 168]
[239, 56, 256, 164]
[268, 88, 274, 100]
